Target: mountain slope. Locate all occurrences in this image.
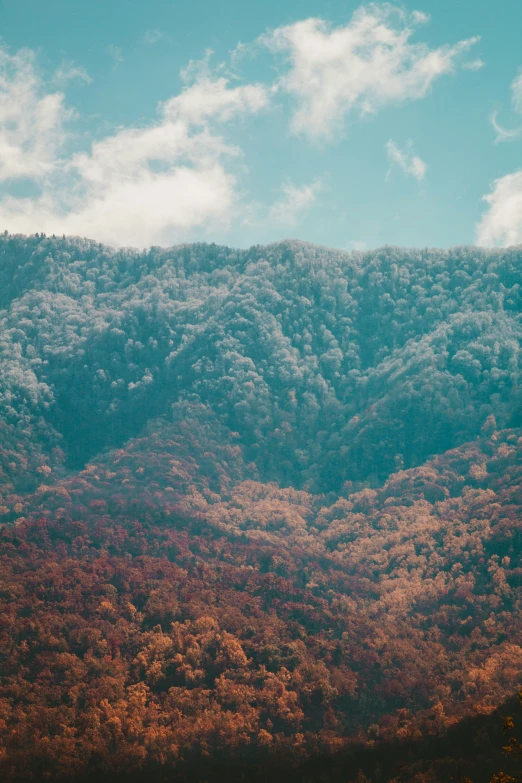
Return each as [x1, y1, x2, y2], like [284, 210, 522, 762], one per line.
[1, 234, 521, 491]
[1, 234, 522, 779]
[1, 414, 522, 779]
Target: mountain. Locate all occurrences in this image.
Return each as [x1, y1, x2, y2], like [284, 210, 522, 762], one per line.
[1, 234, 522, 490]
[0, 234, 521, 781]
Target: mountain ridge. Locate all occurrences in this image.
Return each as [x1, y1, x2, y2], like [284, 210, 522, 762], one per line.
[1, 233, 522, 492]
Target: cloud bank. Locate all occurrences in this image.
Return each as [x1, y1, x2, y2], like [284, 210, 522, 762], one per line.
[0, 48, 269, 247]
[0, 6, 485, 247]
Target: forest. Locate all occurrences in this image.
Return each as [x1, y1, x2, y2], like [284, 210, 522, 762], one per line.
[0, 233, 521, 781]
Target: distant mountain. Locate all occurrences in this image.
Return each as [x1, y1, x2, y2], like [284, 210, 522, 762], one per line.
[1, 234, 521, 491]
[0, 233, 521, 781]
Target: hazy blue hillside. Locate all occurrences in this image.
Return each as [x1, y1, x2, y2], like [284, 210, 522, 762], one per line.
[1, 233, 521, 491]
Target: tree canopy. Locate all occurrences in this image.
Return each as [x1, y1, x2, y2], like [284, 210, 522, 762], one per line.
[1, 234, 521, 492]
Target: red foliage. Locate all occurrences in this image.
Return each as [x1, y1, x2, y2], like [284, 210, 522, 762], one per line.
[0, 423, 522, 779]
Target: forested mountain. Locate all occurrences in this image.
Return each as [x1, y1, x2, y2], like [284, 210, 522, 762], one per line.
[1, 234, 521, 491]
[1, 234, 522, 781]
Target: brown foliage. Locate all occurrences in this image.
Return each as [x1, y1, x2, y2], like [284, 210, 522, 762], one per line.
[0, 424, 522, 779]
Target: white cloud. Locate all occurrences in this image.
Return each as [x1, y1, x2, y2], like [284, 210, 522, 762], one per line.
[411, 10, 430, 25]
[0, 9, 484, 247]
[476, 171, 522, 246]
[144, 29, 163, 45]
[0, 47, 72, 182]
[511, 69, 522, 113]
[489, 69, 522, 144]
[490, 111, 522, 144]
[107, 44, 124, 66]
[54, 61, 92, 84]
[261, 4, 479, 139]
[0, 48, 270, 247]
[462, 58, 485, 71]
[385, 139, 426, 180]
[268, 179, 322, 225]
[163, 76, 268, 125]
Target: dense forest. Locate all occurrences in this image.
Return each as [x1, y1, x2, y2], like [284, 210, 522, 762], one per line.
[0, 234, 522, 781]
[1, 234, 521, 490]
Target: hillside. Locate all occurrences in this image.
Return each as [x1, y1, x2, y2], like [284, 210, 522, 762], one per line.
[1, 234, 521, 491]
[0, 234, 521, 780]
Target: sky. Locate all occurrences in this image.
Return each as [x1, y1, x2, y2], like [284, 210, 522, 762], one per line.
[0, 0, 521, 252]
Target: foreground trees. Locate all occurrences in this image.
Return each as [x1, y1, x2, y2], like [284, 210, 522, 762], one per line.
[0, 417, 521, 780]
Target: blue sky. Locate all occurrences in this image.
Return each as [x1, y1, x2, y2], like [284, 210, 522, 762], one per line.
[0, 0, 521, 251]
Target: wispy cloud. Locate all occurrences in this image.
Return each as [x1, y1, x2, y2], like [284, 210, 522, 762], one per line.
[268, 179, 322, 225]
[490, 67, 522, 143]
[490, 111, 522, 144]
[385, 139, 426, 181]
[144, 29, 163, 45]
[462, 59, 485, 71]
[511, 69, 522, 113]
[261, 5, 479, 140]
[54, 61, 92, 84]
[107, 44, 124, 67]
[477, 170, 522, 246]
